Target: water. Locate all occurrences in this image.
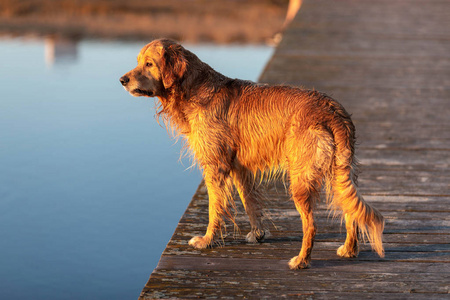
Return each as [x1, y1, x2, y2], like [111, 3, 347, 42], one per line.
[0, 37, 273, 300]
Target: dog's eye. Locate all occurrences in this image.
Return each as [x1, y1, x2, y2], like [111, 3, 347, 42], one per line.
[146, 62, 153, 67]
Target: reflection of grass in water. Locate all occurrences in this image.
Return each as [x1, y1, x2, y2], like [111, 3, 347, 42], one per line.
[0, 0, 288, 43]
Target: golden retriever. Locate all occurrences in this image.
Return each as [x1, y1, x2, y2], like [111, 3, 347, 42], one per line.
[120, 39, 384, 269]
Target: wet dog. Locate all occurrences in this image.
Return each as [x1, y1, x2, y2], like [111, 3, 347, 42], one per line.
[120, 39, 384, 269]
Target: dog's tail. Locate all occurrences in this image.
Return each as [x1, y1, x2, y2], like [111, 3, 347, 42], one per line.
[326, 102, 385, 257]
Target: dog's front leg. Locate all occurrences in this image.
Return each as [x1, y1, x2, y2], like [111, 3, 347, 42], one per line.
[189, 166, 234, 249]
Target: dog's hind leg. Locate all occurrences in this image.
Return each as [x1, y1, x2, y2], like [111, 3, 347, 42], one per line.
[337, 213, 359, 257]
[231, 165, 265, 243]
[285, 126, 334, 269]
[189, 166, 234, 249]
[288, 177, 317, 269]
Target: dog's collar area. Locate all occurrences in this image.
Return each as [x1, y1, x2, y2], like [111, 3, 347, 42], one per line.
[134, 89, 154, 97]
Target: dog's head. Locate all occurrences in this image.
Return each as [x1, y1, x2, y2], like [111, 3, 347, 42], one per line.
[120, 39, 188, 98]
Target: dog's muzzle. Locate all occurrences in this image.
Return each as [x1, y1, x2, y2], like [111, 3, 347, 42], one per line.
[120, 75, 154, 97]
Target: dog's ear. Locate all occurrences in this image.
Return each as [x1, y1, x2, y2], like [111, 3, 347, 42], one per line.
[160, 44, 187, 89]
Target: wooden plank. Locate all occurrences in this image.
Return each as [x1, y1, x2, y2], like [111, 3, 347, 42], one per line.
[145, 276, 449, 295]
[154, 256, 450, 273]
[141, 288, 449, 300]
[149, 269, 450, 282]
[161, 243, 450, 260]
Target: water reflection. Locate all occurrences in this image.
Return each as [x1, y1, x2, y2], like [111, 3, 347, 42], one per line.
[45, 36, 78, 66]
[0, 37, 273, 300]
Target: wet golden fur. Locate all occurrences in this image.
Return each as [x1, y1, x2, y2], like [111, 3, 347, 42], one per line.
[120, 39, 384, 269]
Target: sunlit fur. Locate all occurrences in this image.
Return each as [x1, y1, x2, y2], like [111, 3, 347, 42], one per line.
[120, 39, 385, 269]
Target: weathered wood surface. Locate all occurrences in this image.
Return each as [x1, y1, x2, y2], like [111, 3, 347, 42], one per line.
[140, 0, 450, 298]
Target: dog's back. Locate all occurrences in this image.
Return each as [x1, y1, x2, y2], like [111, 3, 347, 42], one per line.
[228, 85, 343, 173]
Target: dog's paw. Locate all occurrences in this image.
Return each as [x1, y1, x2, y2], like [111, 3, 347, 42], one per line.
[288, 255, 310, 270]
[337, 245, 359, 258]
[246, 229, 265, 243]
[189, 236, 211, 249]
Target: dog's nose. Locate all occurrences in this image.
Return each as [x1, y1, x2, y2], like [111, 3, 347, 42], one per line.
[120, 76, 129, 86]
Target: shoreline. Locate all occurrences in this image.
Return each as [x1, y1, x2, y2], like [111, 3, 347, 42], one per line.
[0, 0, 289, 44]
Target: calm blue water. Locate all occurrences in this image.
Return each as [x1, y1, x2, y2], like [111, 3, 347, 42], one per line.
[0, 38, 272, 300]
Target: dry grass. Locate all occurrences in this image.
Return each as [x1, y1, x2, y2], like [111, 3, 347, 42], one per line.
[0, 0, 289, 43]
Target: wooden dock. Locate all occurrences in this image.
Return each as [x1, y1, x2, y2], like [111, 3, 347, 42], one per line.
[139, 0, 450, 298]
